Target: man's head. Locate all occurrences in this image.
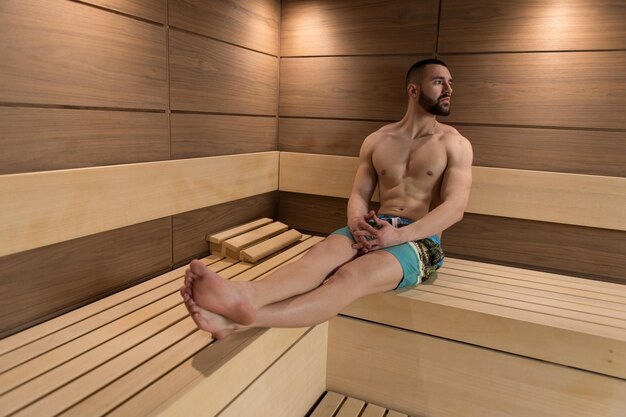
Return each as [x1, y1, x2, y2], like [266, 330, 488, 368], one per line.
[405, 58, 453, 116]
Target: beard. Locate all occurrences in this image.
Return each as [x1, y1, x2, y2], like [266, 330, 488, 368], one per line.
[418, 91, 451, 116]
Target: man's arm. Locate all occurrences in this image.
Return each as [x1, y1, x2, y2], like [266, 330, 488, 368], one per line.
[347, 135, 378, 233]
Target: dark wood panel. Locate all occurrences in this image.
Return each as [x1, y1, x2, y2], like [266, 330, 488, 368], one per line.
[171, 114, 277, 159]
[169, 0, 279, 55]
[278, 192, 379, 235]
[0, 0, 167, 109]
[440, 0, 626, 53]
[170, 30, 278, 114]
[173, 192, 278, 265]
[279, 118, 385, 156]
[281, 0, 438, 56]
[0, 218, 172, 338]
[455, 124, 626, 177]
[442, 52, 626, 130]
[0, 107, 169, 174]
[81, 0, 166, 23]
[279, 193, 626, 284]
[280, 56, 416, 120]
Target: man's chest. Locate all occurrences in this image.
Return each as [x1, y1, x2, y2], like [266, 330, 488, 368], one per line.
[372, 140, 448, 184]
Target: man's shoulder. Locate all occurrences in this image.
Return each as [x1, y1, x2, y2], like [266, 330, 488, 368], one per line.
[438, 123, 471, 147]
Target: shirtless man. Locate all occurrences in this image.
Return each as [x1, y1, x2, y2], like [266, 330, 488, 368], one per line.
[180, 59, 473, 339]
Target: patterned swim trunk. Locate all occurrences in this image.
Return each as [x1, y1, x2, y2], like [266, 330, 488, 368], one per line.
[331, 214, 445, 289]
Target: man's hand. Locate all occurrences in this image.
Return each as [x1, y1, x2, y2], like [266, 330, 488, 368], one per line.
[351, 211, 405, 253]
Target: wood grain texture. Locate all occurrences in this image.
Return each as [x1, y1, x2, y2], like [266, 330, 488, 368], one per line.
[281, 0, 438, 56]
[169, 0, 279, 55]
[280, 56, 415, 120]
[0, 107, 168, 174]
[0, 218, 171, 338]
[279, 118, 383, 156]
[173, 192, 278, 265]
[0, 152, 279, 257]
[444, 213, 626, 285]
[439, 0, 626, 53]
[0, 0, 167, 109]
[278, 192, 625, 284]
[457, 124, 626, 177]
[443, 52, 626, 130]
[169, 29, 278, 114]
[80, 0, 166, 23]
[328, 317, 626, 417]
[171, 113, 277, 159]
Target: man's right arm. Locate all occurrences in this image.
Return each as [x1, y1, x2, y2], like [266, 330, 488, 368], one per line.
[347, 135, 378, 233]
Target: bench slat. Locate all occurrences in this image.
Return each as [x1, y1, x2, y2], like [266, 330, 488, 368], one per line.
[336, 397, 365, 417]
[386, 411, 408, 417]
[240, 229, 303, 262]
[310, 392, 345, 417]
[207, 217, 273, 254]
[223, 221, 288, 258]
[361, 403, 386, 417]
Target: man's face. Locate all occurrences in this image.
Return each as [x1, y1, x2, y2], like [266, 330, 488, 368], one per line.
[417, 65, 453, 116]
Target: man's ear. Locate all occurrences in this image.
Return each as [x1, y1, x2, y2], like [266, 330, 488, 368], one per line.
[407, 83, 418, 98]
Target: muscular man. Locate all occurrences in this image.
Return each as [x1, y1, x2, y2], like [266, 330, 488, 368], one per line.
[180, 58, 473, 339]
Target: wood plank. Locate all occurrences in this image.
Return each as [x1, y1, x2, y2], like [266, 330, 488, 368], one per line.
[171, 113, 277, 160]
[341, 291, 626, 378]
[361, 403, 386, 417]
[0, 218, 171, 339]
[173, 192, 278, 265]
[442, 52, 626, 129]
[169, 29, 278, 114]
[457, 124, 626, 178]
[0, 152, 279, 257]
[0, 107, 168, 175]
[217, 324, 327, 417]
[310, 392, 345, 417]
[336, 397, 365, 417]
[280, 56, 414, 120]
[281, 0, 438, 56]
[169, 0, 279, 55]
[222, 222, 288, 258]
[439, 0, 626, 53]
[240, 229, 303, 262]
[208, 218, 273, 244]
[0, 0, 166, 109]
[386, 411, 408, 417]
[79, 0, 166, 23]
[328, 317, 626, 417]
[279, 152, 626, 230]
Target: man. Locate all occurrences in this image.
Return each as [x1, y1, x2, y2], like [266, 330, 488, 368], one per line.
[180, 58, 473, 339]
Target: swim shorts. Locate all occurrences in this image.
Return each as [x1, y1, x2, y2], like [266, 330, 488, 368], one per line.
[331, 214, 444, 289]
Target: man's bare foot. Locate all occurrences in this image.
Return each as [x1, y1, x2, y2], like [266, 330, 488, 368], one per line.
[189, 259, 256, 326]
[182, 292, 239, 339]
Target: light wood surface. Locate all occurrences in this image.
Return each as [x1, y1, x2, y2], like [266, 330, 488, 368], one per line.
[361, 403, 386, 417]
[310, 392, 345, 417]
[208, 218, 273, 244]
[222, 221, 288, 258]
[0, 152, 279, 257]
[171, 113, 277, 160]
[80, 0, 166, 23]
[240, 229, 303, 262]
[279, 152, 626, 230]
[439, 0, 626, 53]
[328, 317, 626, 417]
[169, 29, 278, 114]
[281, 0, 437, 56]
[335, 397, 365, 417]
[0, 0, 167, 109]
[169, 0, 279, 55]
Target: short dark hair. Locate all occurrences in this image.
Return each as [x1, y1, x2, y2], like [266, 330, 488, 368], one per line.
[405, 58, 448, 86]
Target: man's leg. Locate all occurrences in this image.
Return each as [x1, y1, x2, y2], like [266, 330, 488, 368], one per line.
[183, 249, 403, 338]
[182, 234, 358, 325]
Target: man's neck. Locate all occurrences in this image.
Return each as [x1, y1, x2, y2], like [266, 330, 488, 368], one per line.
[397, 104, 438, 140]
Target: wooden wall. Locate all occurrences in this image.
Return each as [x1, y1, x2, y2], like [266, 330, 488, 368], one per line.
[0, 0, 279, 337]
[278, 0, 626, 283]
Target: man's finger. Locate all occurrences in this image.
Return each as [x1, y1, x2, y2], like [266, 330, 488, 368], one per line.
[357, 220, 379, 234]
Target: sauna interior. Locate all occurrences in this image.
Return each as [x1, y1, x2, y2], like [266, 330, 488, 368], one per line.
[0, 1, 625, 416]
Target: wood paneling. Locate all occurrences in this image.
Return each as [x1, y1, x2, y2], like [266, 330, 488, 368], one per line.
[0, 0, 167, 109]
[172, 192, 278, 265]
[171, 114, 276, 159]
[278, 193, 625, 284]
[443, 52, 626, 130]
[439, 0, 626, 53]
[327, 317, 625, 417]
[0, 107, 169, 174]
[0, 152, 279, 257]
[80, 0, 166, 23]
[444, 213, 626, 284]
[279, 152, 626, 231]
[169, 0, 279, 55]
[279, 118, 382, 156]
[0, 218, 171, 338]
[280, 56, 415, 120]
[169, 29, 278, 115]
[281, 0, 438, 56]
[457, 124, 626, 177]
